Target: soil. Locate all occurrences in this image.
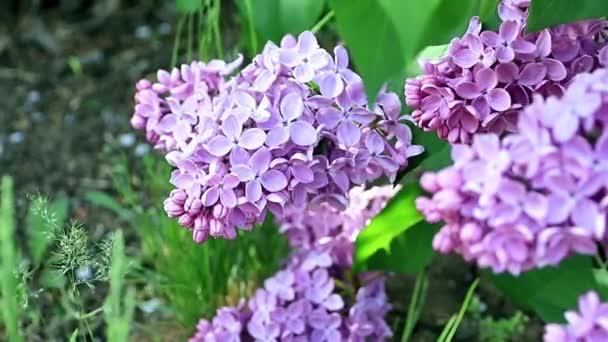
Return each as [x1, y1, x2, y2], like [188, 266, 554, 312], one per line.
[0, 1, 544, 341]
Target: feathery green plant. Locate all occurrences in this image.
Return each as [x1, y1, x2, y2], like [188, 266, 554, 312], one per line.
[1, 176, 23, 342]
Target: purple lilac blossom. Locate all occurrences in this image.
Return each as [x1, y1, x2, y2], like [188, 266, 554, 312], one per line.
[544, 291, 608, 341]
[132, 31, 421, 243]
[416, 68, 608, 274]
[189, 185, 396, 342]
[404, 0, 608, 143]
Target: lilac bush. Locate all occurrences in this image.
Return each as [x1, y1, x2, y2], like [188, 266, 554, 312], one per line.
[416, 68, 608, 274]
[544, 291, 608, 341]
[132, 31, 422, 243]
[189, 185, 396, 342]
[405, 0, 608, 143]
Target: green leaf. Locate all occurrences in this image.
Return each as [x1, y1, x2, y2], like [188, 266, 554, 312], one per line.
[355, 181, 423, 269]
[364, 221, 440, 274]
[85, 191, 130, 220]
[331, 0, 482, 101]
[479, 0, 501, 30]
[176, 0, 203, 14]
[27, 196, 69, 266]
[251, 0, 326, 43]
[488, 256, 600, 322]
[527, 0, 608, 32]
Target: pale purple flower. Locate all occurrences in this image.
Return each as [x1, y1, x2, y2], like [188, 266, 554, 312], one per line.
[544, 292, 608, 342]
[207, 115, 266, 157]
[202, 173, 240, 208]
[279, 31, 329, 83]
[417, 68, 608, 273]
[405, 0, 608, 143]
[480, 20, 536, 63]
[232, 147, 288, 202]
[266, 93, 317, 147]
[316, 45, 361, 98]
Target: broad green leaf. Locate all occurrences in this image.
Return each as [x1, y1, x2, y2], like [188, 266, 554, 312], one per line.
[176, 0, 203, 14]
[488, 256, 600, 322]
[27, 196, 69, 266]
[417, 0, 480, 49]
[363, 222, 440, 274]
[251, 0, 325, 43]
[331, 0, 485, 101]
[354, 181, 424, 271]
[527, 0, 608, 32]
[85, 191, 130, 220]
[479, 0, 501, 30]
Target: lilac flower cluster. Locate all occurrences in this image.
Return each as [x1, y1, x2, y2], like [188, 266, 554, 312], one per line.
[416, 68, 608, 274]
[404, 0, 608, 143]
[544, 291, 608, 341]
[279, 185, 398, 267]
[189, 186, 396, 341]
[132, 31, 421, 243]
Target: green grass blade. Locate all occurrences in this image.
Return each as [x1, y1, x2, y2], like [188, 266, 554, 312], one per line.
[0, 176, 22, 342]
[437, 277, 480, 342]
[401, 269, 429, 342]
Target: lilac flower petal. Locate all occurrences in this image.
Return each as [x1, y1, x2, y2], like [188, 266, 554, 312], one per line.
[207, 136, 234, 156]
[246, 179, 263, 202]
[476, 68, 498, 91]
[456, 82, 483, 99]
[319, 73, 344, 98]
[289, 121, 317, 146]
[220, 189, 237, 208]
[297, 31, 319, 55]
[335, 45, 349, 69]
[317, 107, 343, 129]
[250, 147, 271, 174]
[499, 20, 519, 42]
[518, 63, 547, 86]
[294, 63, 315, 83]
[337, 120, 361, 147]
[480, 31, 501, 47]
[453, 49, 479, 68]
[232, 165, 256, 182]
[496, 46, 515, 63]
[222, 115, 242, 140]
[487, 88, 511, 111]
[239, 128, 266, 150]
[511, 39, 536, 54]
[202, 187, 220, 206]
[266, 126, 290, 147]
[292, 164, 314, 183]
[260, 170, 288, 192]
[280, 93, 304, 122]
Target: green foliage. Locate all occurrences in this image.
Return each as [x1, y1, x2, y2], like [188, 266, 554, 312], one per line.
[0, 176, 23, 342]
[437, 278, 479, 342]
[176, 0, 204, 14]
[330, 0, 494, 101]
[354, 137, 450, 274]
[104, 152, 289, 327]
[479, 311, 528, 342]
[527, 0, 608, 32]
[85, 191, 130, 220]
[488, 256, 602, 322]
[26, 195, 69, 267]
[104, 230, 136, 342]
[248, 0, 326, 44]
[401, 270, 429, 342]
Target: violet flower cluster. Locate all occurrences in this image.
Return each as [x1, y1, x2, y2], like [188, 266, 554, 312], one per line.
[189, 185, 396, 342]
[544, 291, 608, 341]
[404, 0, 608, 143]
[132, 31, 421, 243]
[416, 68, 608, 274]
